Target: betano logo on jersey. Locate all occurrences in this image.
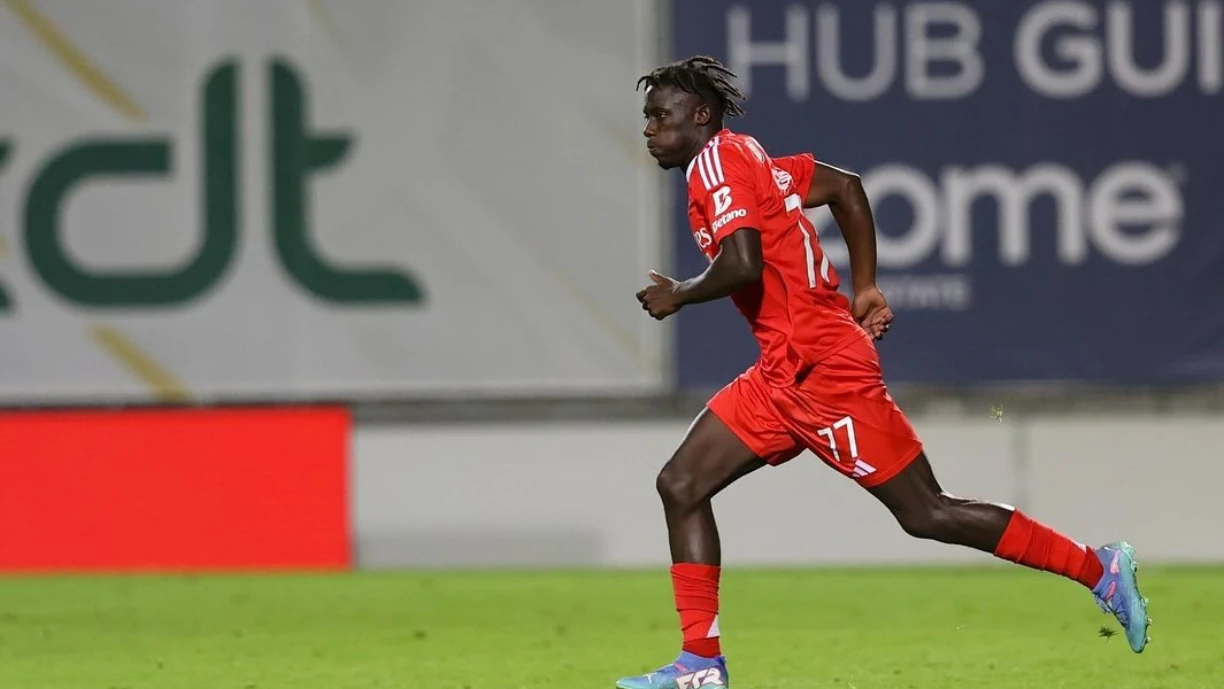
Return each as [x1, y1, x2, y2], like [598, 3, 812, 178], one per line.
[698, 161, 795, 250]
[712, 186, 735, 215]
[806, 160, 1186, 310]
[0, 58, 425, 314]
[712, 208, 748, 233]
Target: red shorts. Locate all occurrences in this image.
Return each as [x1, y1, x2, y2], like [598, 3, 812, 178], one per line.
[707, 333, 923, 488]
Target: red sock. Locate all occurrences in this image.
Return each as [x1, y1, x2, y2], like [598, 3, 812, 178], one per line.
[994, 511, 1103, 589]
[671, 563, 721, 658]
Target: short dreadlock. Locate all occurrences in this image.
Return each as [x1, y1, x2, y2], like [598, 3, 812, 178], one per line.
[636, 55, 746, 122]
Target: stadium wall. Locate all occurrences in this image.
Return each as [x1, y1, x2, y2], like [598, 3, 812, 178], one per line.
[352, 409, 1224, 569]
[1, 402, 1219, 573]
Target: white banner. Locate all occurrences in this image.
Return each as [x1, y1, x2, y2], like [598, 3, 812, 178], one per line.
[0, 0, 665, 403]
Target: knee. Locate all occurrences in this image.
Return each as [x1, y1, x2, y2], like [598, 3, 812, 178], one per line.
[894, 498, 956, 541]
[656, 462, 701, 512]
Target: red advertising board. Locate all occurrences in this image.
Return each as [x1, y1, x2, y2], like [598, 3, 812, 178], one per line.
[0, 407, 350, 572]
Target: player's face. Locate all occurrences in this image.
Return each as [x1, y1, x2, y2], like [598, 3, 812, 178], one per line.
[642, 85, 705, 170]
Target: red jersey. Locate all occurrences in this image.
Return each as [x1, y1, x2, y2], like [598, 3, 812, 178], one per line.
[686, 129, 864, 387]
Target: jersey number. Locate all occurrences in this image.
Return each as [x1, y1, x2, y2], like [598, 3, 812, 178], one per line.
[816, 416, 858, 462]
[796, 220, 829, 290]
[816, 416, 877, 479]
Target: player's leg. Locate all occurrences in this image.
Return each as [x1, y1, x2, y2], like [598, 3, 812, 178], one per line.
[781, 336, 1150, 653]
[656, 407, 764, 663]
[616, 409, 768, 689]
[866, 453, 1150, 652]
[656, 407, 766, 567]
[617, 373, 799, 689]
[868, 452, 1088, 568]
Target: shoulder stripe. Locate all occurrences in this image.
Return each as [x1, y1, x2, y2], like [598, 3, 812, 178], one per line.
[696, 150, 713, 190]
[691, 137, 731, 192]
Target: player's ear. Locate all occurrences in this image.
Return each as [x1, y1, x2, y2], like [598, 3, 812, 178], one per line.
[694, 103, 711, 126]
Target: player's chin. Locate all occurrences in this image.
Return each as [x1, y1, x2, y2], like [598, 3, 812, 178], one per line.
[648, 151, 677, 170]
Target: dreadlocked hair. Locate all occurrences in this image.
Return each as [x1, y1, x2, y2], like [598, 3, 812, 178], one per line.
[636, 55, 746, 120]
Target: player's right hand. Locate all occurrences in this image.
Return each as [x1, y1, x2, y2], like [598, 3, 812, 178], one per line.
[637, 270, 685, 320]
[852, 285, 893, 340]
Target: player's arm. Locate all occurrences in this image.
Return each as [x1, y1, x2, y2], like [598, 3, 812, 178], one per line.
[802, 161, 878, 294]
[639, 143, 765, 319]
[638, 230, 761, 320]
[798, 158, 893, 338]
[679, 144, 766, 304]
[675, 228, 763, 305]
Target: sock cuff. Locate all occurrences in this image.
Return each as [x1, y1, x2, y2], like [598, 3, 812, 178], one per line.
[993, 509, 1035, 560]
[671, 563, 721, 581]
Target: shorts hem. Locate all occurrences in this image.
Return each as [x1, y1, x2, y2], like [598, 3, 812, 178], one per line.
[705, 403, 777, 462]
[855, 443, 924, 489]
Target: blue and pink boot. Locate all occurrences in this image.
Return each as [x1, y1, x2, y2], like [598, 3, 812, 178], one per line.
[1092, 542, 1151, 653]
[615, 651, 728, 689]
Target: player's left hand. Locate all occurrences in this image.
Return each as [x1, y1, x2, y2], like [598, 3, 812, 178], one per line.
[853, 285, 893, 340]
[637, 270, 684, 320]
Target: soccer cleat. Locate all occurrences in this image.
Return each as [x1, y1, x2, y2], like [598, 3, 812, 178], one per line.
[1092, 542, 1151, 653]
[615, 651, 728, 689]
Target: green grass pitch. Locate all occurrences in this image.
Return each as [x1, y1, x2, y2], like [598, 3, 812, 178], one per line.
[0, 566, 1219, 688]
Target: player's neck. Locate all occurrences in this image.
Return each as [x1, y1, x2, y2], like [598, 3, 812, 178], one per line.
[682, 128, 723, 170]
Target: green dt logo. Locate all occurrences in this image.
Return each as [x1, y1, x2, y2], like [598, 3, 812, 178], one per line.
[0, 58, 424, 312]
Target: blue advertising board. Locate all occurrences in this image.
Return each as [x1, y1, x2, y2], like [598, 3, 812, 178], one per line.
[668, 0, 1224, 388]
